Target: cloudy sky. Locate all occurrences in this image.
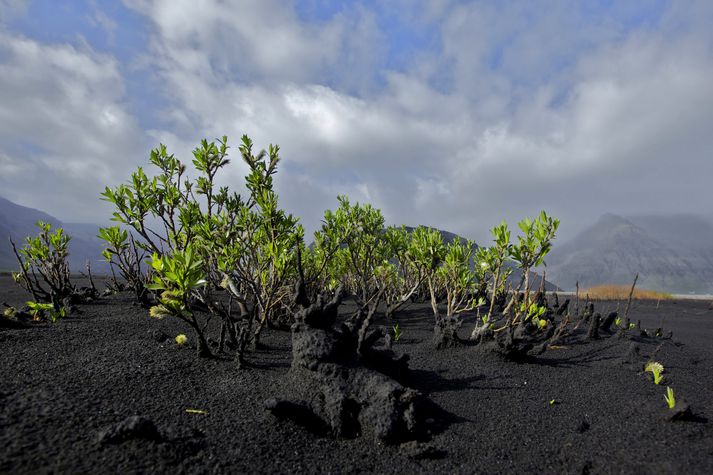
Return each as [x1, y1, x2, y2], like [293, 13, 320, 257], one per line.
[1, 0, 712, 243]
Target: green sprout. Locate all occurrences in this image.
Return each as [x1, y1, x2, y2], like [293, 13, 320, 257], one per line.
[549, 399, 556, 406]
[664, 386, 676, 410]
[644, 361, 665, 385]
[520, 302, 547, 329]
[615, 316, 622, 327]
[148, 245, 210, 357]
[26, 301, 65, 323]
[393, 323, 402, 342]
[175, 334, 188, 346]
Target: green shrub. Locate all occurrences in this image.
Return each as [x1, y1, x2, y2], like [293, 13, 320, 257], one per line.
[148, 245, 210, 357]
[11, 221, 75, 310]
[509, 211, 559, 319]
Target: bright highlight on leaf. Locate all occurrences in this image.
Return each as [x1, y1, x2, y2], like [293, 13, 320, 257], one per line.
[644, 361, 665, 385]
[393, 323, 402, 342]
[664, 387, 676, 410]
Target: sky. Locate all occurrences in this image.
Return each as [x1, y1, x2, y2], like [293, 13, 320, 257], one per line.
[1, 0, 712, 244]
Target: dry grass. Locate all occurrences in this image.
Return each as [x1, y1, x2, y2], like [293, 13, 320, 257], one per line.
[580, 284, 673, 301]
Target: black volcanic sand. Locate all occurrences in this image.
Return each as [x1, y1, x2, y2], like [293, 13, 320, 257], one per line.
[2, 276, 713, 474]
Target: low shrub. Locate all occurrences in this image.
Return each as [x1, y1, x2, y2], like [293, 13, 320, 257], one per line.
[11, 221, 75, 310]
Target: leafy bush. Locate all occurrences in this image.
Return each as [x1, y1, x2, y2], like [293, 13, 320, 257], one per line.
[509, 211, 559, 317]
[98, 226, 149, 303]
[26, 301, 66, 323]
[481, 222, 512, 322]
[11, 221, 75, 309]
[406, 226, 446, 318]
[209, 136, 303, 348]
[148, 245, 210, 357]
[315, 196, 393, 311]
[437, 238, 478, 316]
[103, 134, 302, 360]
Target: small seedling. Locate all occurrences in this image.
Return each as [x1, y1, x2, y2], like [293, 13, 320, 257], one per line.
[26, 301, 64, 322]
[393, 323, 402, 342]
[615, 316, 622, 327]
[644, 361, 664, 385]
[533, 317, 548, 329]
[628, 323, 636, 329]
[185, 408, 208, 415]
[175, 334, 188, 345]
[549, 399, 556, 406]
[664, 387, 676, 409]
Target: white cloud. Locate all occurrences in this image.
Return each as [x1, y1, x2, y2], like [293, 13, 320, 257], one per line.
[118, 0, 713, 243]
[0, 32, 148, 222]
[2, 0, 712, 248]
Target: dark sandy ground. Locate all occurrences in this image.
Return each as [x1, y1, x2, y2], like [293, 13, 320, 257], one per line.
[1, 275, 713, 474]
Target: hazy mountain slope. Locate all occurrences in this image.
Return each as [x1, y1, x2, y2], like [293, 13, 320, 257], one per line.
[547, 213, 713, 294]
[0, 195, 107, 272]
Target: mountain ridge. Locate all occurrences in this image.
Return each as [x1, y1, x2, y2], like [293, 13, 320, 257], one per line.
[546, 213, 713, 294]
[0, 195, 107, 273]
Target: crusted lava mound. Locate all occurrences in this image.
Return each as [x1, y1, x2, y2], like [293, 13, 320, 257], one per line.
[264, 287, 425, 444]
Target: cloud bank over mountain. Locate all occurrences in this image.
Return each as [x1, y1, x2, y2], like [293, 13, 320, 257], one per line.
[2, 1, 713, 242]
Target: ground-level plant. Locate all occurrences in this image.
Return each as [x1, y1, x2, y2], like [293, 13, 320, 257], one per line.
[148, 245, 210, 357]
[11, 221, 75, 310]
[645, 361, 665, 385]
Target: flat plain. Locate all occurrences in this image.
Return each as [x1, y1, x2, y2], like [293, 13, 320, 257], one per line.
[1, 275, 712, 474]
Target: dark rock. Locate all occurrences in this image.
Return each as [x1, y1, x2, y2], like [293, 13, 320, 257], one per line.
[599, 311, 618, 333]
[665, 400, 694, 422]
[433, 315, 462, 349]
[576, 418, 590, 433]
[587, 313, 601, 340]
[399, 441, 447, 460]
[477, 320, 554, 361]
[149, 329, 170, 343]
[266, 281, 425, 444]
[97, 416, 163, 445]
[264, 398, 329, 435]
[555, 299, 569, 316]
[0, 317, 29, 329]
[621, 342, 640, 365]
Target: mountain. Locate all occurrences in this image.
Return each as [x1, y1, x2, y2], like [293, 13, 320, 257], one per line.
[546, 213, 713, 294]
[0, 195, 108, 273]
[405, 225, 559, 291]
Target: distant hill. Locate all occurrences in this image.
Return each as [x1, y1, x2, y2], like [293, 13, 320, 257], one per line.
[546, 213, 713, 294]
[0, 195, 108, 273]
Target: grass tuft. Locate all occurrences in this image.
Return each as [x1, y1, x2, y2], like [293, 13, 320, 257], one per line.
[581, 284, 673, 301]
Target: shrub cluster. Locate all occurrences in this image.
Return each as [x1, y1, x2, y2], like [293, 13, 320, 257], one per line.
[14, 134, 559, 360]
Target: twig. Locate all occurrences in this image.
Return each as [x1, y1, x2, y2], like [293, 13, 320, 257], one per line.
[623, 273, 639, 323]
